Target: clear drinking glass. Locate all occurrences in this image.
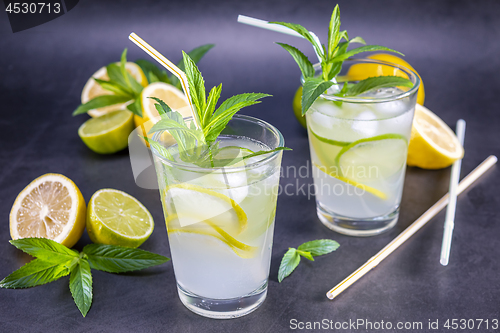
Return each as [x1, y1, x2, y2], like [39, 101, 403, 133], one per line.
[151, 114, 284, 319]
[304, 59, 420, 236]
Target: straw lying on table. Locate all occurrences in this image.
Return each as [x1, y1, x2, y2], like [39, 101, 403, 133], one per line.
[440, 119, 466, 266]
[326, 155, 498, 300]
[128, 32, 201, 128]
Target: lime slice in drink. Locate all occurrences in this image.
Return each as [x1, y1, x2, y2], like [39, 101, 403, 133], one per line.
[166, 214, 257, 259]
[335, 134, 408, 182]
[78, 110, 134, 154]
[164, 184, 247, 235]
[87, 189, 154, 248]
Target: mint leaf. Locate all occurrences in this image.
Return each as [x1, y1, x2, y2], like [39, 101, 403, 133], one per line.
[9, 238, 78, 263]
[73, 95, 132, 115]
[301, 77, 334, 115]
[82, 244, 170, 273]
[296, 250, 314, 261]
[349, 36, 366, 45]
[278, 248, 300, 283]
[106, 63, 132, 94]
[177, 44, 215, 72]
[126, 95, 143, 117]
[327, 5, 341, 58]
[94, 79, 131, 97]
[330, 45, 404, 63]
[182, 51, 206, 122]
[276, 43, 314, 79]
[297, 239, 340, 256]
[242, 147, 292, 160]
[270, 21, 324, 61]
[69, 257, 92, 317]
[135, 59, 170, 84]
[148, 96, 172, 115]
[343, 76, 413, 97]
[0, 259, 71, 289]
[203, 84, 222, 126]
[143, 136, 174, 161]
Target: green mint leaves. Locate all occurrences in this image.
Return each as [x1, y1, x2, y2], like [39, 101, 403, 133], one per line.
[271, 4, 413, 115]
[278, 239, 339, 283]
[0, 238, 170, 317]
[146, 52, 290, 168]
[73, 45, 214, 117]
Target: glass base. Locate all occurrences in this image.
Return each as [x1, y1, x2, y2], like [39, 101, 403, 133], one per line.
[317, 203, 399, 237]
[177, 281, 268, 319]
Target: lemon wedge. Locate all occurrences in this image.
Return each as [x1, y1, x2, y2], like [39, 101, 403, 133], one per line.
[407, 104, 464, 169]
[9, 174, 86, 248]
[81, 62, 147, 118]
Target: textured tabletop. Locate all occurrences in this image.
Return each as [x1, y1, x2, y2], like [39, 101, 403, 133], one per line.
[1, 1, 499, 332]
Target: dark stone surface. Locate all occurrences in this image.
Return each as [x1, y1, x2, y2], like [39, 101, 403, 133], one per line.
[0, 0, 499, 332]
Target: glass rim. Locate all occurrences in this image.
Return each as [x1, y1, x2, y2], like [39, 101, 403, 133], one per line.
[151, 114, 285, 173]
[300, 58, 421, 104]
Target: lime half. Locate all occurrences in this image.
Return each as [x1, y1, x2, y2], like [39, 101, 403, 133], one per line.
[78, 110, 134, 154]
[87, 189, 154, 248]
[335, 134, 408, 182]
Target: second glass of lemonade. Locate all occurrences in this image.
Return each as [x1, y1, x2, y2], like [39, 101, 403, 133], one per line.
[305, 59, 420, 236]
[152, 115, 284, 319]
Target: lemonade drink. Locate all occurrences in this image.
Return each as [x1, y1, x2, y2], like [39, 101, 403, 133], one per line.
[305, 60, 420, 236]
[151, 115, 284, 318]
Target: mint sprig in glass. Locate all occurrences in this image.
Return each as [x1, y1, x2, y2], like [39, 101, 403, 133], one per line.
[129, 33, 288, 319]
[271, 4, 413, 114]
[271, 5, 420, 236]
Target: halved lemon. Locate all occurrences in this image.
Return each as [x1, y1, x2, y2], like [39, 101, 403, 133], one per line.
[81, 62, 148, 118]
[10, 174, 86, 248]
[86, 189, 154, 248]
[407, 104, 464, 169]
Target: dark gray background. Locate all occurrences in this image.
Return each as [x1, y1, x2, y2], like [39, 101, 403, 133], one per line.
[1, 0, 499, 332]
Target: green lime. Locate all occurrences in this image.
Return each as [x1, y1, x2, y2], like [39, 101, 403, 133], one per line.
[78, 110, 134, 154]
[293, 86, 307, 128]
[86, 189, 154, 248]
[335, 134, 408, 182]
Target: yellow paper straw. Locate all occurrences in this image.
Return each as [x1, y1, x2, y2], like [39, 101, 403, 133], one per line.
[128, 32, 201, 128]
[326, 155, 498, 300]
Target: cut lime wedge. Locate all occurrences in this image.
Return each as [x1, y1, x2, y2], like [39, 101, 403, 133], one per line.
[335, 134, 408, 182]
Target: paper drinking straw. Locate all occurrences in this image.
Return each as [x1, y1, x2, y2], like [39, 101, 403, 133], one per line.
[440, 119, 466, 266]
[326, 155, 498, 300]
[237, 15, 323, 62]
[128, 32, 201, 128]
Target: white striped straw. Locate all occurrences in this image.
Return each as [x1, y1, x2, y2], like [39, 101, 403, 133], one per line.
[440, 119, 466, 265]
[237, 15, 323, 62]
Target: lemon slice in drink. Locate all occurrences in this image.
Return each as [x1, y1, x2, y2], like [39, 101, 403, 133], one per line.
[166, 214, 256, 259]
[86, 189, 154, 248]
[81, 62, 148, 118]
[164, 184, 247, 236]
[78, 110, 134, 154]
[407, 104, 464, 169]
[335, 134, 408, 181]
[10, 173, 86, 248]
